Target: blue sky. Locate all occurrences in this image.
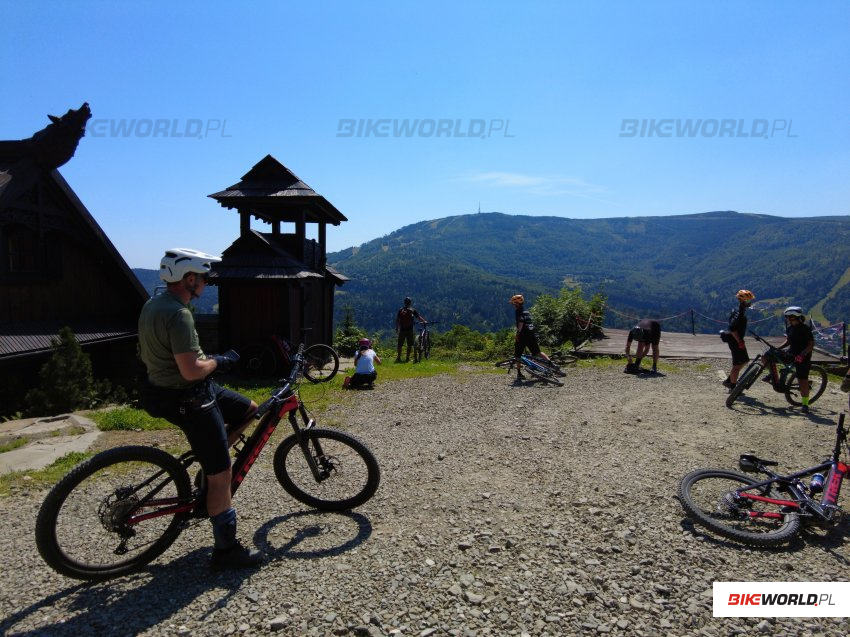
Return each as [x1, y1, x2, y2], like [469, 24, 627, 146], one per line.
[4, 1, 849, 268]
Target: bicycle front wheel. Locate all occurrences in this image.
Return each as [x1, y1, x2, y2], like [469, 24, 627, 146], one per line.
[725, 363, 760, 408]
[784, 365, 828, 406]
[678, 469, 799, 547]
[273, 428, 380, 511]
[35, 446, 192, 581]
[423, 333, 431, 360]
[303, 344, 339, 383]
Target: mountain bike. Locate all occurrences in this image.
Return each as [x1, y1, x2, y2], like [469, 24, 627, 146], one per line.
[679, 397, 850, 547]
[494, 354, 565, 386]
[237, 331, 339, 383]
[35, 344, 380, 581]
[725, 331, 828, 408]
[546, 349, 579, 367]
[414, 321, 436, 363]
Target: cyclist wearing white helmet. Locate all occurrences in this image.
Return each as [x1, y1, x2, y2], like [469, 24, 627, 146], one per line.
[723, 289, 755, 390]
[138, 248, 263, 569]
[774, 306, 815, 413]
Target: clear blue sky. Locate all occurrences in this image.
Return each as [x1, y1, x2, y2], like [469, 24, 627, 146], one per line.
[4, 1, 849, 268]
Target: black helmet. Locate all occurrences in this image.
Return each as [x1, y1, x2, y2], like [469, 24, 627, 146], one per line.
[404, 297, 412, 306]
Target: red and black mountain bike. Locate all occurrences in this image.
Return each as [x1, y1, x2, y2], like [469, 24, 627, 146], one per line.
[35, 344, 380, 581]
[679, 396, 849, 547]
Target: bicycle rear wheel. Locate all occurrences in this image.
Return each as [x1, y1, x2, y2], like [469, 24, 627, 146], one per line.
[303, 344, 339, 383]
[784, 365, 828, 406]
[238, 343, 279, 378]
[273, 428, 380, 511]
[725, 362, 760, 408]
[523, 361, 564, 386]
[678, 469, 799, 547]
[423, 332, 431, 360]
[528, 356, 567, 377]
[35, 446, 192, 581]
[494, 358, 516, 370]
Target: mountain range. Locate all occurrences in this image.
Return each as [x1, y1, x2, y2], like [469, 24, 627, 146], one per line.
[326, 211, 850, 336]
[132, 211, 850, 339]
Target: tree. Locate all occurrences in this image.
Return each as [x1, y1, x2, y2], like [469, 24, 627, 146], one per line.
[25, 327, 98, 416]
[333, 306, 369, 356]
[531, 287, 606, 348]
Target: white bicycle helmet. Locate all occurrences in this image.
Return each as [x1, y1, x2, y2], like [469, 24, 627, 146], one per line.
[783, 306, 805, 319]
[159, 248, 221, 283]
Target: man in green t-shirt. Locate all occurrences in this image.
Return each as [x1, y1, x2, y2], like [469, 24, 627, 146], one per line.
[138, 248, 262, 570]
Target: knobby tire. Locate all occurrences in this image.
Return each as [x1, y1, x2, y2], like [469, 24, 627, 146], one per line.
[303, 344, 339, 383]
[725, 363, 760, 408]
[679, 468, 800, 546]
[273, 428, 380, 511]
[784, 365, 828, 406]
[524, 363, 565, 386]
[35, 446, 192, 581]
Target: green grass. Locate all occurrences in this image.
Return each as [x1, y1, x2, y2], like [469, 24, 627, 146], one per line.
[0, 451, 92, 495]
[88, 407, 175, 432]
[0, 437, 28, 454]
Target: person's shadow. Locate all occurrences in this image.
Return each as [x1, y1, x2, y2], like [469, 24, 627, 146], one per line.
[3, 512, 371, 636]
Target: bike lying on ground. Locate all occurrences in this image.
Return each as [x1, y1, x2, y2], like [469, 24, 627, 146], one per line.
[35, 344, 380, 581]
[679, 397, 849, 547]
[495, 354, 565, 386]
[547, 349, 579, 367]
[414, 321, 436, 363]
[725, 331, 828, 409]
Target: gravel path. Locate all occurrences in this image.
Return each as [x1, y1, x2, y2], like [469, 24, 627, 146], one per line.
[2, 359, 850, 636]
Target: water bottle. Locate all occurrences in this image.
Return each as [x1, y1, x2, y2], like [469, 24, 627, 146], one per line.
[809, 473, 825, 494]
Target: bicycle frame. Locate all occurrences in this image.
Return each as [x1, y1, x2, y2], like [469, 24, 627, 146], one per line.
[734, 413, 850, 523]
[749, 332, 794, 389]
[125, 353, 319, 526]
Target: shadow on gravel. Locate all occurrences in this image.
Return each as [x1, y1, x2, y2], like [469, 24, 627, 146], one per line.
[253, 509, 372, 561]
[727, 395, 842, 426]
[0, 548, 259, 637]
[677, 515, 850, 563]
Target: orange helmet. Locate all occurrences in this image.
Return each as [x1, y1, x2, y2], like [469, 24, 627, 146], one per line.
[509, 294, 524, 306]
[736, 289, 755, 302]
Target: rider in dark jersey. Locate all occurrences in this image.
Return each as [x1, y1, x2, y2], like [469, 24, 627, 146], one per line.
[723, 289, 755, 390]
[625, 318, 661, 373]
[776, 306, 815, 413]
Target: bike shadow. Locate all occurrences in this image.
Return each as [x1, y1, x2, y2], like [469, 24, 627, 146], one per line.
[726, 396, 839, 425]
[4, 513, 373, 636]
[678, 515, 850, 563]
[0, 548, 254, 637]
[253, 509, 373, 560]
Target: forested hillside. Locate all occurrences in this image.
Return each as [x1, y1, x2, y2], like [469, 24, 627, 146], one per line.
[131, 211, 850, 339]
[328, 211, 850, 336]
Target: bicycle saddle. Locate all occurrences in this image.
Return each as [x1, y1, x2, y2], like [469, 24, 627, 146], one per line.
[739, 453, 778, 472]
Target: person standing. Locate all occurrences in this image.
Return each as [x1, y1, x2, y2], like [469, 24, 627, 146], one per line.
[509, 294, 550, 379]
[625, 318, 661, 373]
[138, 248, 263, 570]
[776, 306, 815, 413]
[395, 297, 427, 362]
[723, 289, 755, 390]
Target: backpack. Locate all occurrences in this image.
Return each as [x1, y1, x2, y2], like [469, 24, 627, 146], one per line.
[398, 307, 414, 329]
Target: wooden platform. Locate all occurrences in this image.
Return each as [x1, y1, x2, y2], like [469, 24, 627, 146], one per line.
[580, 329, 842, 365]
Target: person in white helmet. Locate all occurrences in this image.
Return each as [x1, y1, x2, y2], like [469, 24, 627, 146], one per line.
[138, 248, 263, 570]
[773, 306, 815, 413]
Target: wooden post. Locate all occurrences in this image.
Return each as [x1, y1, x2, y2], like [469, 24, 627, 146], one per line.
[691, 309, 695, 335]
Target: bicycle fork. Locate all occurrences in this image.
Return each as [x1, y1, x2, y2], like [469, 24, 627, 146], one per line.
[289, 404, 334, 483]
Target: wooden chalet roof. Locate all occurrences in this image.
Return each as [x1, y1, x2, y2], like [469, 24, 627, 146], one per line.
[208, 155, 347, 225]
[212, 230, 349, 283]
[0, 321, 137, 359]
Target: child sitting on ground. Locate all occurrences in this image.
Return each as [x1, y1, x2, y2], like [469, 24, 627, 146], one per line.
[346, 339, 381, 389]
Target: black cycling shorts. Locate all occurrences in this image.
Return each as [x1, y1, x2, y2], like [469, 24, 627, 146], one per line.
[727, 339, 749, 365]
[515, 330, 542, 358]
[141, 380, 253, 476]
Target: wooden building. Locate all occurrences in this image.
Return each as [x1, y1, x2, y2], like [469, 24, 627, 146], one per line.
[208, 155, 348, 350]
[0, 104, 149, 411]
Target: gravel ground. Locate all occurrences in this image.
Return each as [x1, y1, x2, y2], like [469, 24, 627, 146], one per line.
[2, 359, 850, 637]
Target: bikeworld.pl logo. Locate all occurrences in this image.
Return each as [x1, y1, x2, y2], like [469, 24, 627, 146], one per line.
[86, 119, 232, 138]
[619, 118, 797, 139]
[336, 118, 515, 138]
[714, 582, 850, 617]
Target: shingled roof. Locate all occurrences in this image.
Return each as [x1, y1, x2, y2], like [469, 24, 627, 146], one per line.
[208, 154, 347, 225]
